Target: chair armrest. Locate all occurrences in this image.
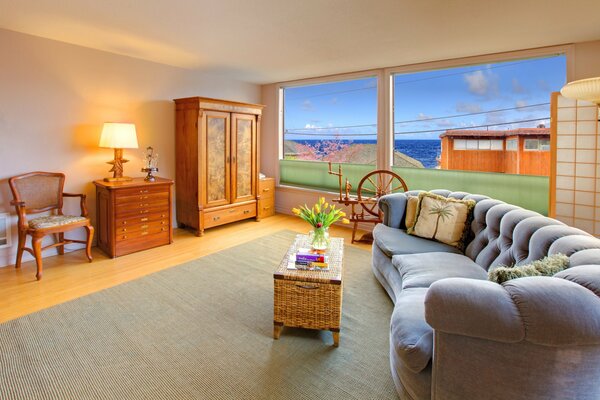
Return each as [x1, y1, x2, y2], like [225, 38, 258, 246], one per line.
[378, 193, 408, 229]
[425, 277, 600, 346]
[9, 200, 28, 228]
[63, 193, 89, 218]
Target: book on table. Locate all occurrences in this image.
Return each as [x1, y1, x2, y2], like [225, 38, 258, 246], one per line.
[288, 248, 330, 270]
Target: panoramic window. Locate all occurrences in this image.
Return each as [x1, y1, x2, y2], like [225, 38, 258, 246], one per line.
[393, 55, 566, 175]
[282, 77, 377, 165]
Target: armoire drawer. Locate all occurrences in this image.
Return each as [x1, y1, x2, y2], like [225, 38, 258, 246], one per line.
[203, 203, 256, 229]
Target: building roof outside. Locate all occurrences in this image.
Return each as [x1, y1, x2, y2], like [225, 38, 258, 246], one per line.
[440, 127, 550, 139]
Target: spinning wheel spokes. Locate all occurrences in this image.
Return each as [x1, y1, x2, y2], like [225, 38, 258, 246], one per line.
[357, 170, 408, 217]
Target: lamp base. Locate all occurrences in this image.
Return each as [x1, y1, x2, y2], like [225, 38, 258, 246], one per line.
[103, 176, 133, 182]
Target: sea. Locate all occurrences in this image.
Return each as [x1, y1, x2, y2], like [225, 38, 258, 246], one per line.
[292, 139, 441, 169]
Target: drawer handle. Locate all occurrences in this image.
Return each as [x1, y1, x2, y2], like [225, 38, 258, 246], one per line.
[139, 203, 149, 207]
[262, 188, 270, 192]
[141, 217, 149, 222]
[121, 221, 127, 225]
[161, 228, 167, 232]
[243, 210, 250, 214]
[121, 235, 128, 239]
[161, 221, 166, 225]
[141, 231, 149, 236]
[121, 228, 127, 232]
[161, 214, 166, 217]
[140, 210, 149, 214]
[140, 190, 149, 194]
[296, 284, 319, 290]
[213, 216, 220, 221]
[141, 225, 148, 229]
[229, 209, 236, 214]
[139, 196, 148, 200]
[263, 206, 271, 210]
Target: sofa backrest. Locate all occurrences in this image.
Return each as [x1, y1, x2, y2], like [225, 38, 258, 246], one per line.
[404, 189, 600, 270]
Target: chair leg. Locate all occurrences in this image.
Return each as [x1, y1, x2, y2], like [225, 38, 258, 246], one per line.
[56, 232, 65, 255]
[84, 225, 94, 262]
[32, 235, 44, 280]
[15, 231, 26, 269]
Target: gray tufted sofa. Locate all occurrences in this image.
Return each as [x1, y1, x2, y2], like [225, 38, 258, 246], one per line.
[372, 189, 600, 400]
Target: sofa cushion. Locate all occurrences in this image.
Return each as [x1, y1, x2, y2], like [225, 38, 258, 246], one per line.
[390, 288, 433, 373]
[405, 195, 419, 230]
[409, 192, 476, 249]
[393, 252, 487, 289]
[373, 224, 462, 258]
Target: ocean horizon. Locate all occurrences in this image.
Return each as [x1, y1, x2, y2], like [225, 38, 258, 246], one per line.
[289, 139, 441, 168]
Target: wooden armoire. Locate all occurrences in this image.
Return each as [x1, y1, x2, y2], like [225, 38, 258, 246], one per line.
[174, 97, 264, 236]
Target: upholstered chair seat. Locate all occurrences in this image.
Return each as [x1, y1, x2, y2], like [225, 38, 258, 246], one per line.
[28, 215, 88, 230]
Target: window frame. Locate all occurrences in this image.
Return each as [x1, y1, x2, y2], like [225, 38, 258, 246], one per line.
[280, 74, 381, 165]
[275, 44, 573, 187]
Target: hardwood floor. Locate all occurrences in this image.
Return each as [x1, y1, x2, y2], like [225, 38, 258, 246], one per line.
[0, 214, 371, 324]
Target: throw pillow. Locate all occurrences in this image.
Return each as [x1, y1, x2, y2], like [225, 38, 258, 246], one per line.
[488, 253, 570, 284]
[408, 192, 476, 249]
[404, 195, 419, 230]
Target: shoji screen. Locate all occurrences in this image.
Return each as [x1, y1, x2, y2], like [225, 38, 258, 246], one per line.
[551, 92, 600, 235]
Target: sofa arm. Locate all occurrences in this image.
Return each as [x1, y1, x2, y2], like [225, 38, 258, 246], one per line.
[425, 276, 600, 346]
[425, 278, 524, 343]
[378, 193, 408, 229]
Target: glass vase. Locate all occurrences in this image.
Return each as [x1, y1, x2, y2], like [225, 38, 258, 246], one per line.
[309, 227, 330, 251]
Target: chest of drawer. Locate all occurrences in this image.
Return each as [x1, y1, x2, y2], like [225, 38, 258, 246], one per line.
[94, 178, 173, 258]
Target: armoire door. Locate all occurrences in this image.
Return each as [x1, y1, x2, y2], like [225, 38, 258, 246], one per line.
[201, 110, 231, 207]
[231, 113, 256, 203]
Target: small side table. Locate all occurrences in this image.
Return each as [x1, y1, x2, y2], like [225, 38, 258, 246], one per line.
[273, 235, 344, 346]
[94, 178, 173, 258]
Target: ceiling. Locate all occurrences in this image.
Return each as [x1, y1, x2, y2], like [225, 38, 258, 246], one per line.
[2, 0, 600, 84]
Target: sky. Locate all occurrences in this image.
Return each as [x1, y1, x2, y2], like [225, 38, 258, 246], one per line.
[283, 54, 566, 142]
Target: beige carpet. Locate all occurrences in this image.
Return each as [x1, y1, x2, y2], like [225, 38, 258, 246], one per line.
[0, 230, 397, 399]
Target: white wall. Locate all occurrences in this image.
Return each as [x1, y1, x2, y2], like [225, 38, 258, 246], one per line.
[0, 29, 260, 267]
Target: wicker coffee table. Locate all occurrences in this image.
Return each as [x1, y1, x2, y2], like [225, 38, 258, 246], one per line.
[273, 234, 344, 346]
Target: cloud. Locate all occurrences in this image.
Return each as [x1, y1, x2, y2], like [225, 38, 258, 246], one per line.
[417, 113, 433, 121]
[435, 119, 454, 128]
[455, 102, 482, 113]
[515, 100, 528, 109]
[304, 123, 320, 129]
[301, 100, 314, 111]
[484, 111, 507, 127]
[463, 70, 498, 97]
[512, 78, 526, 94]
[537, 80, 550, 91]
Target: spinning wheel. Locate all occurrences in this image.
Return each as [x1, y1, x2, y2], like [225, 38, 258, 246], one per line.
[328, 163, 409, 244]
[357, 170, 408, 217]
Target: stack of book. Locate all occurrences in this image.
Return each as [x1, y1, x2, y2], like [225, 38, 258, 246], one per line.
[289, 248, 329, 270]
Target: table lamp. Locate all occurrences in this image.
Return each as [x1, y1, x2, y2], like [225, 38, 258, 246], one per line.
[560, 77, 600, 105]
[99, 122, 139, 182]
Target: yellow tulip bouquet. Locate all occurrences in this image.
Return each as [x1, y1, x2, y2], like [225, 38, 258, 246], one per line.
[292, 197, 349, 250]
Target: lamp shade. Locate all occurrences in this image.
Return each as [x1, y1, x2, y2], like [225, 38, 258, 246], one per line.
[560, 77, 600, 105]
[99, 123, 139, 149]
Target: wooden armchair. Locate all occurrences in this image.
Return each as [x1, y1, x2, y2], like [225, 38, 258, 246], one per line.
[8, 172, 94, 280]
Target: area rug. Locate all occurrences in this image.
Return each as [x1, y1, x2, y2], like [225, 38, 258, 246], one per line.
[0, 230, 396, 399]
